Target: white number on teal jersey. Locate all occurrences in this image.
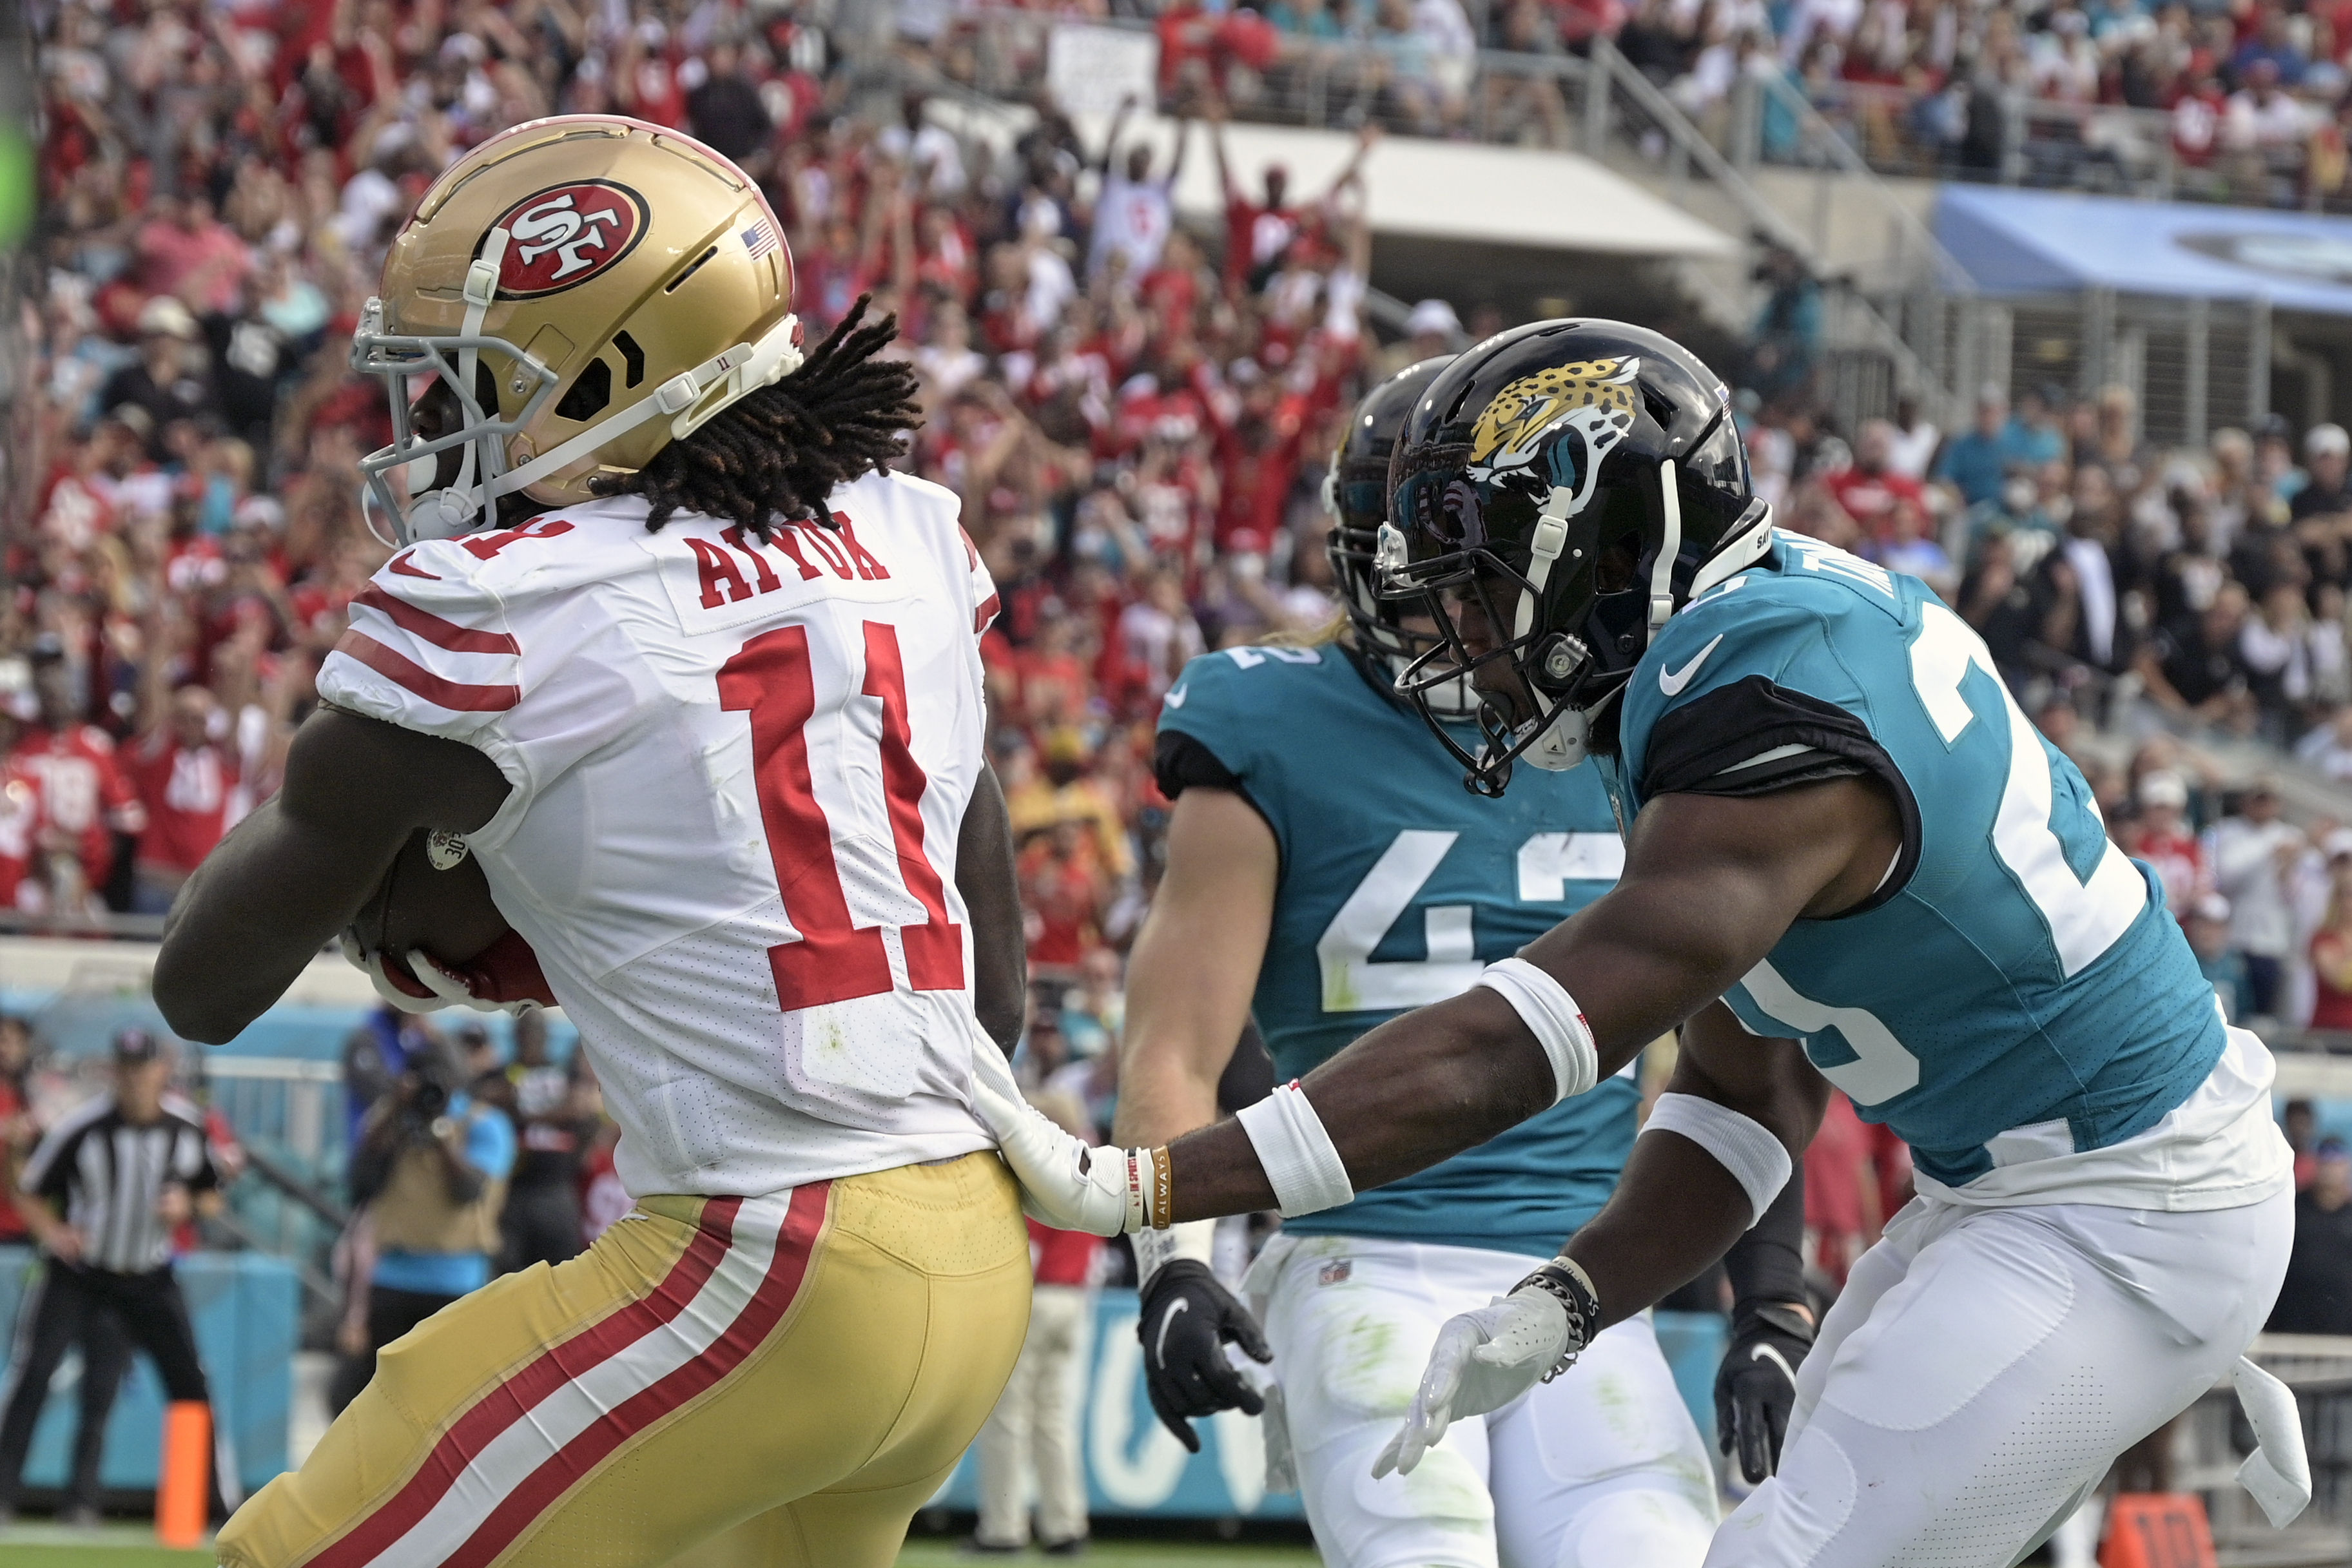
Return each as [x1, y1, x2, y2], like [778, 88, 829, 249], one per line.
[1224, 646, 1323, 670]
[1317, 830, 1622, 1012]
[1736, 604, 2146, 1107]
[1908, 604, 2143, 976]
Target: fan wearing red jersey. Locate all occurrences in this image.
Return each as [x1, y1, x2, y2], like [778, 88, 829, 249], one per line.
[17, 640, 144, 909]
[153, 118, 1033, 1568]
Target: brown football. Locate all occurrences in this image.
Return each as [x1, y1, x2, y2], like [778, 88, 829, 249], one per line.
[349, 828, 514, 968]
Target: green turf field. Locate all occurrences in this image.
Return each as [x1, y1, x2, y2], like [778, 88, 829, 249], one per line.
[0, 1524, 1321, 1567]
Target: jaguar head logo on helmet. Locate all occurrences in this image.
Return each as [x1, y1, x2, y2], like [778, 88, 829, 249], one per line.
[351, 115, 804, 547]
[1378, 319, 1773, 794]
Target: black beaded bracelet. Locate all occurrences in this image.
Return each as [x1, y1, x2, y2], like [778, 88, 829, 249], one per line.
[1512, 1255, 1601, 1383]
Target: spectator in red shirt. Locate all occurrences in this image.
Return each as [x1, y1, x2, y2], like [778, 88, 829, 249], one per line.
[0, 737, 47, 919]
[14, 637, 144, 916]
[1210, 104, 1296, 295]
[1020, 820, 1110, 982]
[2122, 770, 2206, 916]
[0, 1016, 35, 1245]
[1803, 1091, 1894, 1288]
[128, 682, 238, 915]
[1824, 419, 1929, 544]
[134, 193, 253, 318]
[2309, 847, 2352, 1031]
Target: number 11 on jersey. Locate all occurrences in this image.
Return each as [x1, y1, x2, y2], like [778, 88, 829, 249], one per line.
[717, 621, 965, 1010]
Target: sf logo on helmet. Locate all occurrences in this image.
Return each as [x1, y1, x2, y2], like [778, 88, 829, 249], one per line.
[491, 180, 649, 297]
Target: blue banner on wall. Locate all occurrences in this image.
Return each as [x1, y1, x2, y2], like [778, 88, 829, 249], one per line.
[0, 1247, 296, 1496]
[927, 1292, 1728, 1518]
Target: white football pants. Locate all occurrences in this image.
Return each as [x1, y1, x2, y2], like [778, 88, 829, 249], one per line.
[1707, 1187, 2293, 1568]
[1256, 1235, 1719, 1568]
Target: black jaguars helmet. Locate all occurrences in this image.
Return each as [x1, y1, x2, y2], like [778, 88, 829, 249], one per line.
[1325, 356, 1472, 714]
[1380, 319, 1773, 795]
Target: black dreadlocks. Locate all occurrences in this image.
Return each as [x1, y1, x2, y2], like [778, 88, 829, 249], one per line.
[596, 296, 922, 539]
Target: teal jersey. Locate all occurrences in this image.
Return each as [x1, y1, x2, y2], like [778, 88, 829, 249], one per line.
[1156, 642, 1638, 1258]
[1602, 530, 2224, 1190]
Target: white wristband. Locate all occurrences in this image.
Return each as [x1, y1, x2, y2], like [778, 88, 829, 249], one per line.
[1236, 1081, 1356, 1217]
[1475, 957, 1599, 1103]
[1134, 1218, 1216, 1286]
[1642, 1092, 1792, 1227]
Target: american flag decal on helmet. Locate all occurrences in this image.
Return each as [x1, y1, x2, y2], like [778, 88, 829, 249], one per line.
[742, 220, 777, 260]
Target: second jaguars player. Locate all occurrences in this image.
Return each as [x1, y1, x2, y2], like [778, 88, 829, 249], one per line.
[980, 322, 2302, 1568]
[1111, 362, 1811, 1568]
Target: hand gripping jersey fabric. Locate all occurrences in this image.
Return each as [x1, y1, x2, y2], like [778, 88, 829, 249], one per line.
[317, 474, 1002, 1201]
[1607, 530, 2284, 1201]
[1156, 643, 1637, 1257]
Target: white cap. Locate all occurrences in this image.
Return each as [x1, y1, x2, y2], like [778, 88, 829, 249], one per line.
[2138, 770, 2188, 810]
[234, 495, 286, 531]
[136, 296, 199, 340]
[2310, 423, 2350, 459]
[1406, 298, 1461, 338]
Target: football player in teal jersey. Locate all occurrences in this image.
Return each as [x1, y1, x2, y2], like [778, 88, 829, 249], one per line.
[1113, 360, 1812, 1568]
[977, 322, 2304, 1568]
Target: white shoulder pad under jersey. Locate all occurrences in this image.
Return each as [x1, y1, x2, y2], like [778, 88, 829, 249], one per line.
[318, 472, 1004, 1200]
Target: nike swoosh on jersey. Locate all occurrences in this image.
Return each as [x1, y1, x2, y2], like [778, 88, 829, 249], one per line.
[1155, 1297, 1190, 1366]
[1658, 634, 1726, 697]
[1164, 683, 1189, 708]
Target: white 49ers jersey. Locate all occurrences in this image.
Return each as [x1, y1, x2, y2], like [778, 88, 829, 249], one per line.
[316, 473, 1004, 1199]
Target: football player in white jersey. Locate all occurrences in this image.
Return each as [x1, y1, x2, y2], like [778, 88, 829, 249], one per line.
[153, 115, 1035, 1568]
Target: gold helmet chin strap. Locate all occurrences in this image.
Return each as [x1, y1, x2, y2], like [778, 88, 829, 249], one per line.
[474, 311, 806, 509]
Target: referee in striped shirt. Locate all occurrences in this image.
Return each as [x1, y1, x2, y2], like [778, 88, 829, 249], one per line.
[0, 1028, 233, 1523]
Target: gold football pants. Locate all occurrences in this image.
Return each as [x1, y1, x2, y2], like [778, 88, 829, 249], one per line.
[217, 1152, 1030, 1568]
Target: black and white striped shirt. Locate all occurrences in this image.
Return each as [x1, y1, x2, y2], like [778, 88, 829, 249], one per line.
[21, 1093, 218, 1273]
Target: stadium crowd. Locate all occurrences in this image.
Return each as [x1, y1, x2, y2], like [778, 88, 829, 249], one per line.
[18, 0, 2352, 1034]
[1026, 0, 2352, 200]
[14, 0, 2352, 1250]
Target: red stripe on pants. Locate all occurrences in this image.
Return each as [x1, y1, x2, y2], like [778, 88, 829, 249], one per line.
[311, 1197, 746, 1568]
[440, 1182, 833, 1568]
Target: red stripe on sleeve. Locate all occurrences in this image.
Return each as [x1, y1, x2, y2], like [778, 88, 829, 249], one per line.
[308, 1197, 749, 1568]
[354, 585, 520, 655]
[333, 632, 521, 713]
[975, 592, 1000, 635]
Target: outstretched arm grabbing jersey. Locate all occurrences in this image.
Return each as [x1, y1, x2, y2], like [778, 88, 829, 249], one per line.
[978, 771, 1871, 1365]
[153, 707, 1030, 1054]
[990, 764, 1870, 1243]
[1115, 773, 1816, 1470]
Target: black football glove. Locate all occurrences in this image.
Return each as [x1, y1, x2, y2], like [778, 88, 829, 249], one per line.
[1138, 1259, 1273, 1452]
[1715, 1301, 1815, 1484]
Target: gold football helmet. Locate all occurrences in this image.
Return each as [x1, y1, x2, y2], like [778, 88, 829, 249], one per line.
[354, 114, 801, 545]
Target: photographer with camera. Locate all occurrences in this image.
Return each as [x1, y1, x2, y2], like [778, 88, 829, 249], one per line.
[338, 1031, 514, 1399]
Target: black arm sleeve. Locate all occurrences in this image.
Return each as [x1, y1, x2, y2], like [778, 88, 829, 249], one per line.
[1643, 676, 1922, 916]
[1722, 1162, 1807, 1312]
[1152, 729, 1244, 799]
[1151, 730, 1279, 840]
